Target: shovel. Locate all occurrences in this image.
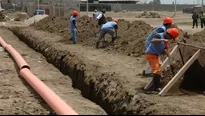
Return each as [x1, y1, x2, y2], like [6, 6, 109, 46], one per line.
[165, 41, 175, 76]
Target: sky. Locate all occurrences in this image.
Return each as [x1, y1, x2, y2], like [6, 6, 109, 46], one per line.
[160, 0, 201, 4]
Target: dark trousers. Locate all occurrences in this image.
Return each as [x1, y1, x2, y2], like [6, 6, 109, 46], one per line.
[201, 19, 205, 28]
[193, 19, 198, 28]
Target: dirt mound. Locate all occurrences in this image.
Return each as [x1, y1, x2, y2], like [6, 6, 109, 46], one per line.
[137, 11, 160, 18]
[32, 15, 153, 57]
[6, 12, 29, 21]
[186, 29, 205, 47]
[32, 15, 188, 58]
[14, 13, 29, 21]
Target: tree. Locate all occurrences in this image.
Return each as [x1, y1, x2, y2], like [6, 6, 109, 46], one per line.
[153, 0, 161, 4]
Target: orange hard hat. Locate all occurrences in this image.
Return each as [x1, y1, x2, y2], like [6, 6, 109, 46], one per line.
[163, 17, 173, 24]
[167, 28, 179, 39]
[73, 10, 79, 16]
[113, 18, 119, 24]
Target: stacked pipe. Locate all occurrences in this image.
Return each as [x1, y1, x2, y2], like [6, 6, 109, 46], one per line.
[0, 36, 78, 115]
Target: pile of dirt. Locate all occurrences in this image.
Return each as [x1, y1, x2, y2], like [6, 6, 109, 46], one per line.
[6, 12, 29, 21]
[186, 29, 205, 47]
[137, 11, 160, 18]
[14, 13, 29, 21]
[32, 15, 154, 57]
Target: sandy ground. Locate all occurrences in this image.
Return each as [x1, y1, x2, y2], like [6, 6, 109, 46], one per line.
[8, 26, 205, 115]
[0, 27, 106, 115]
[0, 11, 204, 114]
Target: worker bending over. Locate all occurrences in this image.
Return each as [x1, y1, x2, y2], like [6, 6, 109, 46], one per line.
[70, 10, 79, 44]
[145, 28, 179, 92]
[96, 18, 118, 49]
[143, 17, 173, 76]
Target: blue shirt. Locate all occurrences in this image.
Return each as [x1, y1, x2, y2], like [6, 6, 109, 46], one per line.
[93, 12, 99, 18]
[145, 25, 167, 49]
[70, 15, 77, 30]
[101, 21, 117, 30]
[145, 33, 166, 55]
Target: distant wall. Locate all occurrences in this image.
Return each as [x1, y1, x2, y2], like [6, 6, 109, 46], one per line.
[80, 4, 196, 12]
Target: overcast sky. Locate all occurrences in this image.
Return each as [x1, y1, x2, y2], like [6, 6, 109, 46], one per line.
[161, 0, 201, 4]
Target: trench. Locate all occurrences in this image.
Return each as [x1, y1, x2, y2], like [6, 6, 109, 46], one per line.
[181, 60, 205, 92]
[9, 27, 156, 115]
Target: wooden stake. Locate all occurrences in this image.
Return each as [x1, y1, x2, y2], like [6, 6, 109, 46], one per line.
[159, 49, 201, 96]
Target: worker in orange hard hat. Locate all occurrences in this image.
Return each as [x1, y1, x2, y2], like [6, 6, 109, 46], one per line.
[70, 10, 79, 44]
[96, 18, 119, 49]
[145, 28, 179, 93]
[93, 9, 99, 20]
[143, 17, 173, 77]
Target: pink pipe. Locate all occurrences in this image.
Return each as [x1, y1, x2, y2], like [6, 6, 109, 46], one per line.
[0, 36, 78, 115]
[5, 44, 30, 70]
[20, 68, 78, 115]
[0, 36, 8, 48]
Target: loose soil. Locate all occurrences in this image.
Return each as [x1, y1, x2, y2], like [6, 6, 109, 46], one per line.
[9, 26, 205, 115]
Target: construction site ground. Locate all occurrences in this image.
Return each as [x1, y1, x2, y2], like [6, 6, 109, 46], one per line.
[1, 11, 205, 115]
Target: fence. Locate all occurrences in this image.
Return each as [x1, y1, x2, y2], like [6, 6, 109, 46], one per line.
[0, 0, 196, 17]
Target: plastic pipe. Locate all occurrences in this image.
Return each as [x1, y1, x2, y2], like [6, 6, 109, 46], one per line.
[20, 68, 78, 115]
[5, 44, 30, 70]
[0, 36, 78, 115]
[0, 36, 8, 48]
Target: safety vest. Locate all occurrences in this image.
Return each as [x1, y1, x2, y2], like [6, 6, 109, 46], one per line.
[98, 13, 106, 25]
[200, 14, 205, 19]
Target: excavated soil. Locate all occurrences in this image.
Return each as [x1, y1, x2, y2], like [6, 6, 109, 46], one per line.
[9, 26, 205, 115]
[31, 15, 188, 57]
[31, 15, 153, 57]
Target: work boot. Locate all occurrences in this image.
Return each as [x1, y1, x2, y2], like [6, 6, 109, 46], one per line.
[102, 41, 108, 48]
[152, 74, 161, 92]
[96, 42, 100, 49]
[111, 37, 116, 43]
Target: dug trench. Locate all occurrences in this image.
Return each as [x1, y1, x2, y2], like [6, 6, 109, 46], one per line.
[8, 26, 205, 115]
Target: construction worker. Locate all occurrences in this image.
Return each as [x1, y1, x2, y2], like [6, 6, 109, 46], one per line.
[96, 18, 118, 49]
[143, 17, 173, 76]
[145, 28, 179, 92]
[95, 9, 107, 35]
[200, 11, 205, 28]
[192, 11, 199, 28]
[93, 9, 99, 20]
[70, 10, 79, 44]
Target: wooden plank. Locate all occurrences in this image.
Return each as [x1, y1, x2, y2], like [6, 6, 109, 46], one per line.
[161, 45, 179, 70]
[178, 42, 205, 50]
[159, 49, 201, 96]
[144, 45, 179, 90]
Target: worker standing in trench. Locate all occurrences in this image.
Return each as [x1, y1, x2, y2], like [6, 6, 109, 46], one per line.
[70, 10, 79, 44]
[145, 28, 179, 93]
[143, 17, 173, 77]
[96, 18, 118, 49]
